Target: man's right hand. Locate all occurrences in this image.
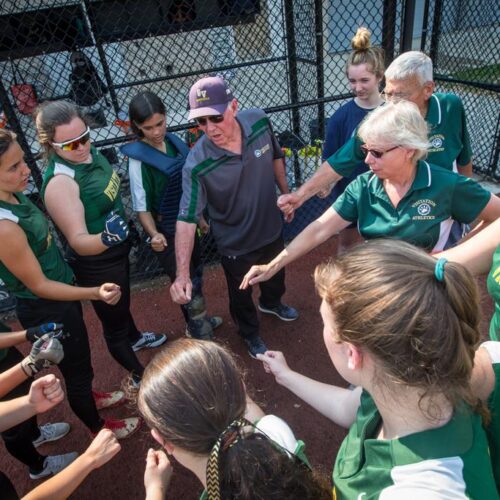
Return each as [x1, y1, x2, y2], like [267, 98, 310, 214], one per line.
[277, 192, 303, 217]
[170, 276, 192, 304]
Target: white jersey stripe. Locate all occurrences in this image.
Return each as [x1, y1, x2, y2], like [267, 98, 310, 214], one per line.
[0, 207, 19, 223]
[128, 158, 147, 212]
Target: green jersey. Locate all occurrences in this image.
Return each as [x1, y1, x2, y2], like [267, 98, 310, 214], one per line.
[331, 161, 490, 251]
[0, 193, 73, 300]
[480, 341, 500, 492]
[42, 146, 125, 234]
[199, 415, 309, 500]
[128, 139, 176, 215]
[333, 391, 499, 499]
[487, 247, 500, 341]
[327, 93, 472, 176]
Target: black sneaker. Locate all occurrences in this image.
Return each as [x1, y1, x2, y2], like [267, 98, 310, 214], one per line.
[244, 335, 268, 359]
[258, 303, 299, 322]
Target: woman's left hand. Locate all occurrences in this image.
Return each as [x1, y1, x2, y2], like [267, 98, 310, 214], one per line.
[98, 283, 121, 305]
[240, 264, 273, 289]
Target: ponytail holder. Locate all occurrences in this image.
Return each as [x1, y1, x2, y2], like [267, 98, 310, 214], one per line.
[434, 258, 448, 282]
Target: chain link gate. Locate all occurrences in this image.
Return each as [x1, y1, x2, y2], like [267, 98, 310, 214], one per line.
[0, 0, 498, 297]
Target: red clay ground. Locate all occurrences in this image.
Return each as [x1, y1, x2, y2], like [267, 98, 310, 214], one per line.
[0, 236, 494, 499]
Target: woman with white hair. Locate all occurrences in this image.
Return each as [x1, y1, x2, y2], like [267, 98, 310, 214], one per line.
[241, 101, 500, 288]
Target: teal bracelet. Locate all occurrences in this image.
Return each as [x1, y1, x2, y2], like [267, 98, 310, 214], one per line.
[434, 258, 448, 282]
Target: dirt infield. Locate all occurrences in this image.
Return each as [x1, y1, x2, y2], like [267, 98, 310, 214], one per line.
[1, 237, 494, 499]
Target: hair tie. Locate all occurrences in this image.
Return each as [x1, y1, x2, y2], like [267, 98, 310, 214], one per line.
[434, 258, 448, 282]
[206, 418, 248, 500]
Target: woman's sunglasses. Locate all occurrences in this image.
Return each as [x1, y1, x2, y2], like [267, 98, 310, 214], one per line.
[52, 127, 91, 151]
[195, 115, 225, 126]
[360, 144, 399, 159]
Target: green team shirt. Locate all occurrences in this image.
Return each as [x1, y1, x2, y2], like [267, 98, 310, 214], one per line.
[487, 247, 500, 341]
[333, 390, 499, 499]
[332, 160, 490, 252]
[0, 320, 11, 362]
[199, 415, 310, 500]
[480, 341, 500, 492]
[41, 146, 125, 234]
[128, 139, 176, 215]
[327, 93, 472, 176]
[0, 193, 73, 300]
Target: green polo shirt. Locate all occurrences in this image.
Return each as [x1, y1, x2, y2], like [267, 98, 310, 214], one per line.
[41, 146, 125, 234]
[487, 246, 500, 341]
[327, 93, 472, 176]
[0, 193, 74, 300]
[128, 139, 176, 215]
[333, 391, 499, 499]
[332, 160, 490, 251]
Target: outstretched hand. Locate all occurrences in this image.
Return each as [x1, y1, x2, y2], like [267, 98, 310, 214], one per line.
[277, 192, 303, 216]
[144, 449, 173, 499]
[98, 283, 121, 305]
[28, 374, 64, 414]
[240, 264, 273, 290]
[256, 351, 291, 383]
[26, 323, 64, 343]
[84, 429, 121, 470]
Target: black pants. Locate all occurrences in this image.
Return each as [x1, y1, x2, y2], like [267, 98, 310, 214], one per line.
[220, 236, 286, 340]
[155, 231, 204, 323]
[0, 348, 45, 471]
[0, 471, 18, 500]
[16, 298, 103, 433]
[67, 241, 144, 379]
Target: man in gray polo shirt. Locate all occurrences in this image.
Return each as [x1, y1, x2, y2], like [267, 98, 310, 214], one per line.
[171, 76, 298, 357]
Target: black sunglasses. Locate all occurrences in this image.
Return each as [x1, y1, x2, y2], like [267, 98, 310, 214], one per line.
[195, 115, 225, 126]
[361, 144, 399, 159]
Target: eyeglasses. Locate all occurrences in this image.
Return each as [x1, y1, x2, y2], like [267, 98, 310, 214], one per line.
[361, 144, 399, 159]
[195, 115, 225, 126]
[51, 127, 91, 151]
[381, 90, 414, 101]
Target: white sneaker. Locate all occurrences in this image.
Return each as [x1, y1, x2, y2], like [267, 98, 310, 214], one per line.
[131, 332, 167, 352]
[29, 452, 79, 479]
[32, 422, 70, 448]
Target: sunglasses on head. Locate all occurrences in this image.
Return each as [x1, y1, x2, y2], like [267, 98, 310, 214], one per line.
[52, 127, 91, 151]
[195, 114, 225, 126]
[361, 144, 399, 159]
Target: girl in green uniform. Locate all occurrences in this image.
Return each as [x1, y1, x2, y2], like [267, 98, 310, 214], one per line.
[125, 91, 221, 340]
[258, 239, 500, 499]
[439, 218, 500, 340]
[0, 131, 139, 472]
[35, 101, 166, 388]
[137, 338, 331, 500]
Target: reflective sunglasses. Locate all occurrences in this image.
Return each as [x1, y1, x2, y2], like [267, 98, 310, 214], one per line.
[361, 144, 399, 159]
[52, 127, 91, 151]
[195, 115, 225, 126]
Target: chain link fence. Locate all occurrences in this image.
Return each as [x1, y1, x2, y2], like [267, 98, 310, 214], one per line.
[0, 0, 498, 306]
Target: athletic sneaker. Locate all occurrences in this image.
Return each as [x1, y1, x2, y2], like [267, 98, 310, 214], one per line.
[93, 390, 126, 410]
[185, 316, 223, 340]
[258, 303, 299, 322]
[245, 335, 268, 359]
[32, 422, 70, 448]
[131, 332, 167, 352]
[29, 452, 78, 479]
[102, 417, 142, 439]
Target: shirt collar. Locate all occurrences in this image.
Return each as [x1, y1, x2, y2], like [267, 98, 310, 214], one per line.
[368, 160, 431, 198]
[425, 94, 441, 126]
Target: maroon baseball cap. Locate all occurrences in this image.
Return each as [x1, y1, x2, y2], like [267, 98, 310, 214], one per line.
[188, 76, 234, 120]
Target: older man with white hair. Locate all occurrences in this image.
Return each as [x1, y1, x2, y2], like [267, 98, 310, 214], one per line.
[279, 51, 473, 216]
